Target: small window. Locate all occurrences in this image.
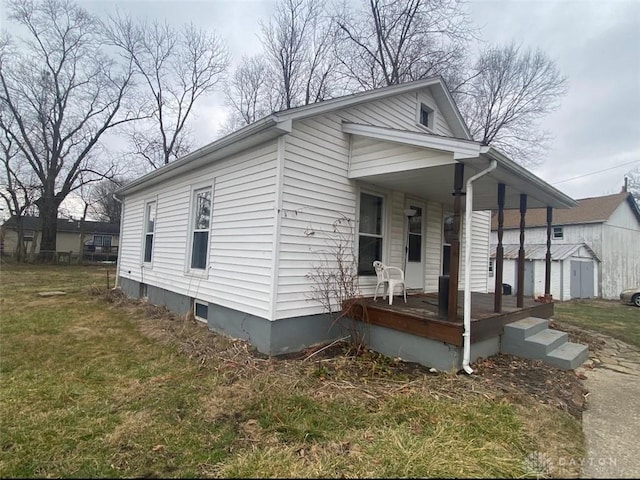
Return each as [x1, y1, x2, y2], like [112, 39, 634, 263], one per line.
[488, 259, 494, 277]
[553, 226, 563, 239]
[358, 192, 384, 276]
[194, 300, 208, 322]
[23, 230, 34, 242]
[144, 201, 156, 263]
[190, 187, 212, 270]
[419, 103, 434, 130]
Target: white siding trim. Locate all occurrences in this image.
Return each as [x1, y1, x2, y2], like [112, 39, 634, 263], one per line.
[270, 136, 286, 320]
[141, 196, 158, 267]
[184, 181, 215, 279]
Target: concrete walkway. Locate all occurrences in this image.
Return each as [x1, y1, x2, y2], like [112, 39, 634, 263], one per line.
[577, 331, 640, 478]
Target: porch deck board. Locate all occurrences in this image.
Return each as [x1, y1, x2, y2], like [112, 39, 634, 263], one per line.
[345, 292, 554, 347]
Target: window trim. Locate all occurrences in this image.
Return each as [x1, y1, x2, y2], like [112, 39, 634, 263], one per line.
[356, 188, 387, 277]
[415, 94, 437, 133]
[193, 300, 208, 323]
[552, 226, 564, 239]
[142, 199, 157, 264]
[186, 183, 214, 276]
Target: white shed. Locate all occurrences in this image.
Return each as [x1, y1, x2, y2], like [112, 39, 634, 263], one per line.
[489, 243, 600, 301]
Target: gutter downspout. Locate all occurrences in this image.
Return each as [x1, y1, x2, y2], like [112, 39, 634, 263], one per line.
[112, 193, 124, 289]
[462, 159, 498, 374]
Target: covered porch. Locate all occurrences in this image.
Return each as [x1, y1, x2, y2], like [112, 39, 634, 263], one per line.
[345, 291, 554, 347]
[344, 122, 577, 371]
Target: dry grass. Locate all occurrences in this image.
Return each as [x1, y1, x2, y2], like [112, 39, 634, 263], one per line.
[0, 264, 587, 478]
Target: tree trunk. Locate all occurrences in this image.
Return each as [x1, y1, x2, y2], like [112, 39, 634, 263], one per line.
[14, 217, 25, 262]
[78, 203, 89, 266]
[36, 197, 60, 263]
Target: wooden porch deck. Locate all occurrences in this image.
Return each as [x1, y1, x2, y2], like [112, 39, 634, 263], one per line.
[345, 292, 554, 347]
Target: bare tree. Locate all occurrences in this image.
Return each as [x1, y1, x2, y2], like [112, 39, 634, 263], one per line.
[225, 0, 339, 131]
[459, 43, 568, 166]
[222, 55, 280, 133]
[0, 116, 39, 261]
[335, 0, 473, 90]
[108, 15, 229, 169]
[261, 0, 339, 109]
[625, 167, 640, 205]
[0, 0, 138, 262]
[90, 176, 127, 224]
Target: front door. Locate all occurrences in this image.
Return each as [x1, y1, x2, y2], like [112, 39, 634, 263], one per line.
[405, 201, 425, 289]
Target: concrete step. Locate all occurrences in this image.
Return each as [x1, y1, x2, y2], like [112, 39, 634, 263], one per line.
[546, 342, 590, 370]
[502, 317, 549, 342]
[500, 316, 588, 370]
[525, 329, 569, 357]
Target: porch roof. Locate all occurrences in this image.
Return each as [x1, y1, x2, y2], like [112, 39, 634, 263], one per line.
[343, 123, 576, 211]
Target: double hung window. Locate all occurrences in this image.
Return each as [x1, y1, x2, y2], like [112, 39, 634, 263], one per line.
[190, 188, 212, 270]
[358, 192, 384, 276]
[143, 201, 156, 263]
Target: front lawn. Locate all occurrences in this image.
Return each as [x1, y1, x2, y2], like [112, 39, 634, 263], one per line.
[553, 299, 640, 348]
[0, 264, 585, 478]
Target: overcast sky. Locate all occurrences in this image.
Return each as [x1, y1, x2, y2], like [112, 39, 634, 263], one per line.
[2, 0, 639, 204]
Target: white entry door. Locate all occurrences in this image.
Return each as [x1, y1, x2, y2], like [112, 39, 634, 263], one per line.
[405, 201, 425, 289]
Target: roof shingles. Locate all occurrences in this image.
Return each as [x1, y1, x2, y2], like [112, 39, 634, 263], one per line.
[491, 192, 639, 230]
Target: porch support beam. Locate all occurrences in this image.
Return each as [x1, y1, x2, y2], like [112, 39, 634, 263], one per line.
[448, 163, 464, 321]
[545, 206, 553, 298]
[517, 193, 528, 308]
[494, 183, 506, 313]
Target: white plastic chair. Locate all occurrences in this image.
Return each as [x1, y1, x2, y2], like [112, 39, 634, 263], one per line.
[373, 261, 407, 305]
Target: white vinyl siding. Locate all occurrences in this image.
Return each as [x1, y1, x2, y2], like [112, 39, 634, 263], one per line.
[118, 141, 278, 318]
[388, 191, 405, 270]
[424, 201, 444, 291]
[349, 136, 455, 178]
[275, 114, 356, 318]
[460, 211, 492, 293]
[339, 89, 456, 137]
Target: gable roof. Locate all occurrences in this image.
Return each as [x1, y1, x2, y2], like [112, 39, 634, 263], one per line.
[491, 192, 640, 229]
[1, 215, 120, 235]
[271, 76, 472, 140]
[117, 77, 471, 197]
[490, 243, 600, 262]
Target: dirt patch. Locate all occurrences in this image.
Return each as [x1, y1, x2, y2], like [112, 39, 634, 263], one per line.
[471, 354, 587, 419]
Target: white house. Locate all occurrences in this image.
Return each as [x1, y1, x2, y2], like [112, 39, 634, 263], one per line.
[489, 191, 640, 300]
[115, 77, 575, 369]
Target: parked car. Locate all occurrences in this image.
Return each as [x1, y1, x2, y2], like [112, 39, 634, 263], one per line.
[620, 287, 640, 307]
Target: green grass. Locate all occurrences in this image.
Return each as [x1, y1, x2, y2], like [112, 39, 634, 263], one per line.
[0, 264, 584, 478]
[553, 299, 640, 348]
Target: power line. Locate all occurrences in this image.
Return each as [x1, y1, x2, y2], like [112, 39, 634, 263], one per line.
[551, 159, 639, 185]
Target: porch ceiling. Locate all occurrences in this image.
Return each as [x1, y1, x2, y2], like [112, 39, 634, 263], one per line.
[345, 125, 575, 211]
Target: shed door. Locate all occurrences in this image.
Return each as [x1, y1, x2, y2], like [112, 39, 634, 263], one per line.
[524, 260, 535, 297]
[570, 261, 594, 298]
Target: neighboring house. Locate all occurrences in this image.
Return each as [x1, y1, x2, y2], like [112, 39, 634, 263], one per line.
[115, 76, 575, 365]
[1, 215, 120, 261]
[490, 191, 640, 300]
